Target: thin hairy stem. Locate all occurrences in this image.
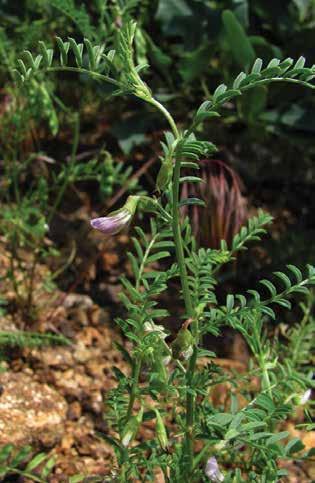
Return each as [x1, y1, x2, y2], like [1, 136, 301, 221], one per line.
[47, 66, 120, 87]
[171, 155, 194, 317]
[147, 97, 179, 138]
[149, 96, 197, 474]
[136, 234, 158, 290]
[126, 356, 142, 421]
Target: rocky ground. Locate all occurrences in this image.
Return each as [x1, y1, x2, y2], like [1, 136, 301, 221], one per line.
[0, 235, 314, 482]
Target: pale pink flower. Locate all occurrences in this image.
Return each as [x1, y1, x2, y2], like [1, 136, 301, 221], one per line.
[90, 209, 132, 235]
[205, 457, 224, 482]
[300, 389, 312, 405]
[90, 195, 140, 235]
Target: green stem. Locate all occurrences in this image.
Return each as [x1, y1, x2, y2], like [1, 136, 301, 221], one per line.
[149, 96, 197, 474]
[171, 151, 197, 471]
[171, 155, 194, 319]
[147, 97, 179, 138]
[193, 440, 213, 469]
[47, 66, 119, 87]
[185, 346, 197, 470]
[136, 234, 158, 290]
[9, 247, 20, 302]
[258, 353, 273, 400]
[25, 246, 39, 318]
[126, 356, 142, 421]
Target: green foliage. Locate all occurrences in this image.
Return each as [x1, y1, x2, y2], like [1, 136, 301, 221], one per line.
[283, 295, 315, 369]
[0, 444, 56, 482]
[1, 21, 141, 320]
[71, 23, 314, 481]
[3, 5, 315, 481]
[222, 9, 255, 71]
[191, 56, 315, 131]
[211, 264, 315, 328]
[49, 0, 95, 37]
[0, 330, 69, 352]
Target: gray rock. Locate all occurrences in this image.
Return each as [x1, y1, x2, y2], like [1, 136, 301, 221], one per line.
[0, 372, 67, 447]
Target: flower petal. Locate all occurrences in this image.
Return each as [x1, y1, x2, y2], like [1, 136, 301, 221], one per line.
[205, 457, 224, 482]
[300, 389, 312, 405]
[90, 209, 131, 235]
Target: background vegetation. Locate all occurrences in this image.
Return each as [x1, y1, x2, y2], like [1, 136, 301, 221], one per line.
[0, 0, 314, 481]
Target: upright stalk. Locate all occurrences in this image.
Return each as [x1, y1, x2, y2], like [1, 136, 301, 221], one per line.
[126, 356, 142, 421]
[149, 96, 197, 473]
[172, 153, 197, 473]
[171, 155, 194, 318]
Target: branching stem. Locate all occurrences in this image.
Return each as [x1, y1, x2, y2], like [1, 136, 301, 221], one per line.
[149, 96, 197, 474]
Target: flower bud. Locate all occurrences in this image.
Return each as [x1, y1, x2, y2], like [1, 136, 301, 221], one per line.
[291, 388, 312, 406]
[163, 355, 171, 366]
[205, 457, 224, 482]
[144, 321, 168, 340]
[171, 328, 194, 360]
[90, 195, 140, 235]
[121, 406, 143, 447]
[156, 158, 173, 192]
[152, 354, 169, 384]
[154, 409, 168, 450]
[299, 389, 312, 405]
[181, 345, 194, 360]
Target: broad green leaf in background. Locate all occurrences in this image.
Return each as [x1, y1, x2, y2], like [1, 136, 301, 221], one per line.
[292, 0, 314, 21]
[249, 35, 282, 60]
[241, 86, 268, 123]
[144, 33, 172, 76]
[232, 0, 250, 27]
[261, 103, 315, 133]
[135, 28, 149, 67]
[222, 9, 256, 71]
[179, 43, 210, 83]
[111, 112, 160, 154]
[49, 0, 95, 38]
[155, 0, 193, 35]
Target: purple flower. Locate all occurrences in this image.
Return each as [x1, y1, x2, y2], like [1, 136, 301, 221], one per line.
[90, 195, 140, 235]
[90, 209, 132, 235]
[205, 457, 224, 482]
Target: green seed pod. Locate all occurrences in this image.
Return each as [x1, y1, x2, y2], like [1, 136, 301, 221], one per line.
[152, 353, 168, 384]
[121, 407, 143, 447]
[171, 328, 194, 360]
[154, 409, 168, 450]
[156, 158, 173, 193]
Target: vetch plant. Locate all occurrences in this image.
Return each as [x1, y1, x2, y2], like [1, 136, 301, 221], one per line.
[0, 444, 56, 482]
[17, 23, 315, 482]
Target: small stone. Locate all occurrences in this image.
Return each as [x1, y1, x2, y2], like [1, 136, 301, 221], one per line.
[73, 341, 92, 363]
[32, 347, 74, 368]
[67, 401, 82, 421]
[63, 294, 94, 310]
[0, 372, 67, 447]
